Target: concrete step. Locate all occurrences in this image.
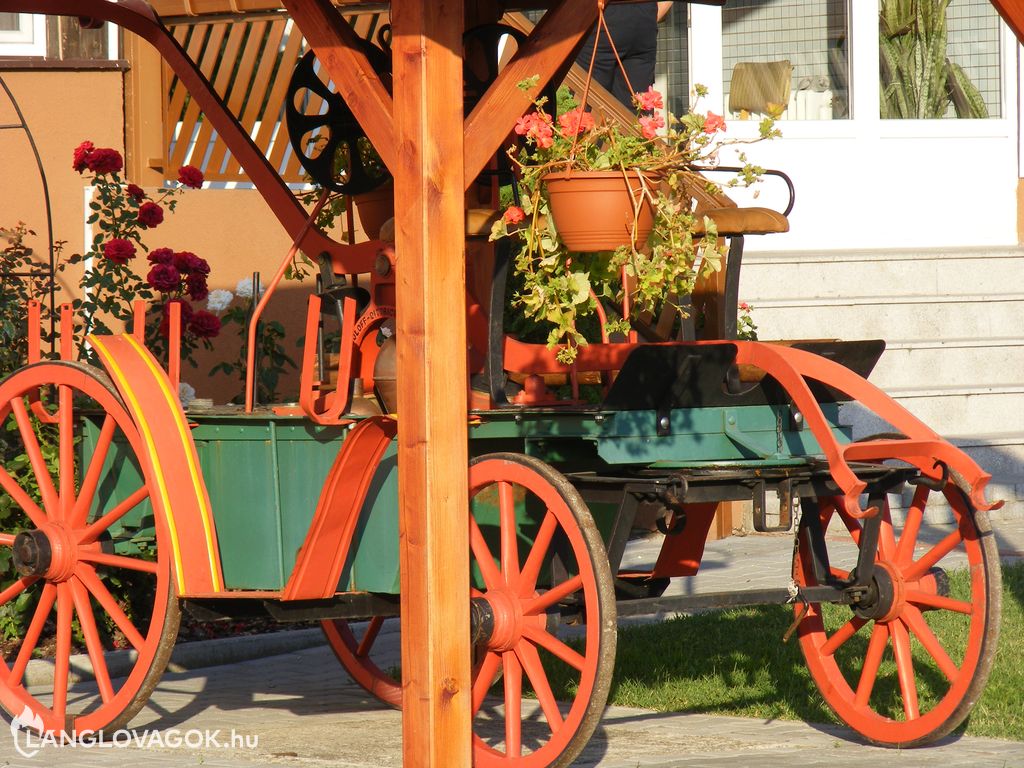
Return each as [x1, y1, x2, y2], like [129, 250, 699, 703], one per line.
[752, 293, 1024, 342]
[741, 246, 1024, 300]
[839, 385, 1024, 442]
[869, 338, 1024, 389]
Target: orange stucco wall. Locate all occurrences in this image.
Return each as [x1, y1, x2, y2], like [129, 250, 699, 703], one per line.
[0, 68, 318, 403]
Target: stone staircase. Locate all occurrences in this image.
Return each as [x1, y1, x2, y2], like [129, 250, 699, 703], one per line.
[739, 245, 1024, 520]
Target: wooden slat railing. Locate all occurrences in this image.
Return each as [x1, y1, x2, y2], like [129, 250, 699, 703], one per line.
[163, 11, 386, 183]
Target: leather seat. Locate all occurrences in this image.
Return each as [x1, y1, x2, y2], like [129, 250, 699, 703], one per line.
[692, 206, 789, 237]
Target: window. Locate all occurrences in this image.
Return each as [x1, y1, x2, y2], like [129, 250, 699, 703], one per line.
[0, 13, 46, 57]
[721, 0, 851, 120]
[880, 0, 1002, 119]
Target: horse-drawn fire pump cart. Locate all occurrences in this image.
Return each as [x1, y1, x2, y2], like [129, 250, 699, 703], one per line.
[0, 0, 1021, 765]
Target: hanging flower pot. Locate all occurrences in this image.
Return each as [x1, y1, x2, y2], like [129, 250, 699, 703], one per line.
[543, 169, 655, 252]
[353, 182, 394, 240]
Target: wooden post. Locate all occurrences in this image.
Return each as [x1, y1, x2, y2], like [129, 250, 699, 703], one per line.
[123, 31, 167, 186]
[391, 1, 472, 766]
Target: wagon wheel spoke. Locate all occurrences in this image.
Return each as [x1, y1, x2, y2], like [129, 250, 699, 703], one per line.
[905, 589, 972, 614]
[523, 574, 583, 616]
[854, 622, 889, 707]
[518, 511, 557, 597]
[77, 486, 150, 545]
[10, 582, 56, 687]
[901, 604, 958, 682]
[70, 577, 115, 703]
[903, 529, 962, 582]
[76, 564, 145, 651]
[502, 651, 523, 758]
[498, 481, 520, 584]
[515, 638, 564, 732]
[521, 625, 585, 671]
[10, 396, 59, 515]
[0, 575, 36, 608]
[70, 415, 117, 528]
[895, 485, 928, 565]
[57, 384, 76, 519]
[78, 551, 160, 574]
[472, 650, 502, 716]
[357, 616, 385, 657]
[470, 516, 503, 591]
[890, 619, 920, 720]
[819, 615, 867, 657]
[0, 465, 47, 530]
[52, 582, 74, 723]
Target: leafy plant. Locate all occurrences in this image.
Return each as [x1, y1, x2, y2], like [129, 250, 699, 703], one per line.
[209, 279, 298, 404]
[64, 142, 220, 367]
[737, 301, 758, 341]
[879, 0, 989, 119]
[490, 83, 778, 362]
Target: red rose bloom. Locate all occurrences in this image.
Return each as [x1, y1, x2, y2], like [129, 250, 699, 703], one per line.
[173, 251, 203, 275]
[503, 206, 526, 225]
[186, 273, 209, 302]
[126, 184, 146, 201]
[189, 310, 221, 339]
[137, 201, 164, 228]
[147, 247, 175, 265]
[147, 263, 181, 293]
[103, 238, 136, 265]
[159, 299, 194, 338]
[86, 148, 124, 175]
[72, 141, 95, 173]
[177, 165, 204, 189]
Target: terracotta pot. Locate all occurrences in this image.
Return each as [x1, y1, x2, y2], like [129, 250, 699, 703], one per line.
[353, 182, 395, 239]
[543, 170, 655, 252]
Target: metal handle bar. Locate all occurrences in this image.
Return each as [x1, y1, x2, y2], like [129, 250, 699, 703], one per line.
[691, 165, 796, 217]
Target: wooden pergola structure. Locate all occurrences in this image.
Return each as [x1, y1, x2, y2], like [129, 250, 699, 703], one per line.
[4, 0, 1024, 765]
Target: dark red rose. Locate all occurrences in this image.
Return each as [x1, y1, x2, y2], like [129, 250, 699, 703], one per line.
[189, 310, 221, 339]
[102, 238, 136, 265]
[173, 251, 201, 275]
[147, 247, 174, 265]
[186, 273, 208, 301]
[177, 165, 204, 189]
[72, 141, 95, 173]
[137, 201, 164, 228]
[147, 263, 181, 293]
[159, 299, 194, 339]
[192, 256, 210, 276]
[86, 148, 123, 175]
[126, 184, 146, 201]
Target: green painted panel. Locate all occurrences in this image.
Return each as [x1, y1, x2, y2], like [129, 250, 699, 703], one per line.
[341, 445, 401, 593]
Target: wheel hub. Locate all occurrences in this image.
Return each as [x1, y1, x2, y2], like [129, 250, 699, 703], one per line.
[852, 561, 905, 622]
[12, 524, 76, 582]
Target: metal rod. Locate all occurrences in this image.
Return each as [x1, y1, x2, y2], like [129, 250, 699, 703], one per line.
[614, 584, 846, 617]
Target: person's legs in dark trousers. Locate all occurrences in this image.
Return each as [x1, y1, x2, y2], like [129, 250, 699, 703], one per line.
[575, 3, 658, 110]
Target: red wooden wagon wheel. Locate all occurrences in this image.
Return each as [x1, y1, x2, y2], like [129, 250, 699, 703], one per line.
[323, 452, 615, 767]
[0, 361, 179, 735]
[793, 479, 1000, 747]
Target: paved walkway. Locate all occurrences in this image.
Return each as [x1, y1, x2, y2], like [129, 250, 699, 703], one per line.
[1, 516, 1023, 767]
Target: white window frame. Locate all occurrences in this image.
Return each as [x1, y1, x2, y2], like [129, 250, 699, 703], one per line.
[0, 13, 46, 57]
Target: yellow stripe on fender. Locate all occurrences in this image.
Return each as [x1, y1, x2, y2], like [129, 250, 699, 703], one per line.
[90, 334, 224, 594]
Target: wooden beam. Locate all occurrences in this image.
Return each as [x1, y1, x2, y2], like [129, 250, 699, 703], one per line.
[462, 0, 597, 187]
[391, 0, 472, 765]
[281, 0, 397, 173]
[990, 0, 1024, 43]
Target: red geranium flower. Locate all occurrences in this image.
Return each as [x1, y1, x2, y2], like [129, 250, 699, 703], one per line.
[186, 273, 209, 302]
[514, 112, 554, 149]
[177, 165, 204, 189]
[557, 107, 595, 138]
[72, 141, 95, 173]
[146, 263, 181, 293]
[703, 112, 726, 134]
[102, 238, 136, 265]
[137, 201, 164, 228]
[503, 206, 526, 226]
[189, 310, 221, 339]
[638, 113, 666, 139]
[86, 148, 124, 175]
[634, 86, 664, 112]
[159, 299, 194, 338]
[148, 247, 175, 265]
[126, 184, 147, 202]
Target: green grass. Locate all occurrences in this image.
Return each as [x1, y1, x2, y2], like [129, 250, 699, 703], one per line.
[550, 562, 1024, 741]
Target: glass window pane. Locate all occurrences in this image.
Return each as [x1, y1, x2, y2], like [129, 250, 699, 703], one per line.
[723, 0, 850, 121]
[0, 13, 20, 32]
[880, 0, 1001, 119]
[655, 6, 690, 119]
